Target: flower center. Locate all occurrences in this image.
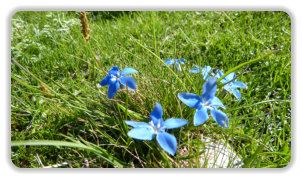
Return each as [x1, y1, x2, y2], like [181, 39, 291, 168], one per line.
[110, 75, 118, 82]
[149, 120, 165, 134]
[116, 72, 121, 78]
[110, 72, 122, 82]
[200, 97, 213, 110]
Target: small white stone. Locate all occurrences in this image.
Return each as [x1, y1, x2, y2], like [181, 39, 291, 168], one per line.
[179, 136, 243, 168]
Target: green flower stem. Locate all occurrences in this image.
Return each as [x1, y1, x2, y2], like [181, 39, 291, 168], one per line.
[85, 40, 107, 75]
[218, 50, 278, 83]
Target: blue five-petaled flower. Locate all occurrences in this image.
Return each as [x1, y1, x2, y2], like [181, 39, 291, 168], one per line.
[216, 70, 247, 100]
[125, 103, 188, 155]
[100, 66, 138, 99]
[178, 77, 229, 128]
[189, 65, 212, 80]
[164, 59, 185, 71]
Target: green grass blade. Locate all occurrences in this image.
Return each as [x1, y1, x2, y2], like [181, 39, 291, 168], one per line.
[129, 35, 189, 91]
[218, 50, 278, 82]
[242, 135, 271, 168]
[11, 140, 125, 168]
[116, 103, 146, 120]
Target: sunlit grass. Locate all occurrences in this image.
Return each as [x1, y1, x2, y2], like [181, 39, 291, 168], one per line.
[11, 11, 291, 168]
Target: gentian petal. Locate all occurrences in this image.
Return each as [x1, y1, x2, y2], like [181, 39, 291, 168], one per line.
[194, 106, 209, 126]
[108, 66, 120, 76]
[164, 118, 189, 129]
[202, 66, 211, 80]
[165, 59, 175, 65]
[233, 81, 248, 89]
[217, 70, 224, 77]
[150, 103, 163, 126]
[215, 70, 222, 78]
[221, 79, 228, 84]
[211, 109, 229, 128]
[180, 59, 185, 64]
[108, 80, 120, 98]
[205, 66, 212, 72]
[120, 76, 136, 90]
[121, 68, 138, 76]
[231, 88, 242, 100]
[202, 77, 217, 101]
[225, 72, 236, 82]
[211, 97, 226, 109]
[194, 65, 200, 68]
[223, 84, 233, 93]
[100, 75, 111, 86]
[178, 93, 201, 108]
[125, 121, 150, 128]
[127, 127, 155, 140]
[216, 70, 228, 83]
[189, 68, 200, 73]
[202, 73, 209, 80]
[156, 132, 177, 155]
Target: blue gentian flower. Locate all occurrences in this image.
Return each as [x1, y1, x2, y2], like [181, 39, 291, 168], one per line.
[189, 65, 212, 80]
[178, 77, 229, 128]
[216, 70, 247, 100]
[164, 59, 185, 71]
[125, 103, 188, 155]
[100, 66, 138, 98]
